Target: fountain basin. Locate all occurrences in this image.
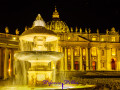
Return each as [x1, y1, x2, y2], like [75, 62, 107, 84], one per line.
[0, 84, 96, 90]
[14, 51, 63, 62]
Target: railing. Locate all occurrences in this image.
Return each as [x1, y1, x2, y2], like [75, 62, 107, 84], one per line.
[0, 33, 19, 41]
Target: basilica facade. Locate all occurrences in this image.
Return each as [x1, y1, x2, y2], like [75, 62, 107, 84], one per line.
[46, 7, 120, 72]
[0, 7, 120, 80]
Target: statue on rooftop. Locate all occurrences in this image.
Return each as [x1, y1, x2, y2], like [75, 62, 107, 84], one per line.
[80, 28, 82, 34]
[5, 27, 9, 34]
[111, 27, 116, 33]
[85, 28, 87, 34]
[88, 28, 91, 33]
[97, 28, 99, 34]
[76, 27, 78, 32]
[16, 29, 19, 35]
[71, 27, 73, 32]
[106, 29, 109, 34]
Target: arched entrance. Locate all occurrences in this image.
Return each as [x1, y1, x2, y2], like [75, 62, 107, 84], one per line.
[92, 61, 96, 71]
[111, 58, 116, 70]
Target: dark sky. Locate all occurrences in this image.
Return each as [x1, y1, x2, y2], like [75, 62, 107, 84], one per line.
[0, 0, 120, 34]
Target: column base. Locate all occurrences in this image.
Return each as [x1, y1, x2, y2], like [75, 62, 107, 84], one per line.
[71, 69, 75, 71]
[78, 70, 84, 72]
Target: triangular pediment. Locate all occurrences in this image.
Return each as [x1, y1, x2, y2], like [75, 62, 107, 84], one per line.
[77, 35, 89, 42]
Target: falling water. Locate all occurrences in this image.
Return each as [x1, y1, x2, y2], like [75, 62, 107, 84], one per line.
[14, 60, 31, 85]
[20, 40, 58, 52]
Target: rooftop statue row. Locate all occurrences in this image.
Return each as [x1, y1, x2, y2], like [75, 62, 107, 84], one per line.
[69, 27, 118, 35]
[4, 27, 19, 35]
[2, 7, 119, 35]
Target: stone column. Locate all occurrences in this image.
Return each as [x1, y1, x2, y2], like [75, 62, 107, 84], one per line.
[107, 47, 111, 70]
[71, 47, 74, 71]
[60, 47, 64, 71]
[117, 48, 120, 71]
[4, 48, 9, 80]
[0, 48, 1, 78]
[86, 47, 89, 71]
[65, 47, 68, 71]
[80, 47, 83, 71]
[11, 49, 14, 78]
[97, 47, 101, 70]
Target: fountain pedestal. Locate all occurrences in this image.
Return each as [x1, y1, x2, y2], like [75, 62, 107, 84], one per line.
[28, 71, 53, 86]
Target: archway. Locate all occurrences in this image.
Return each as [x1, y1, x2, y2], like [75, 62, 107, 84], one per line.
[111, 58, 116, 70]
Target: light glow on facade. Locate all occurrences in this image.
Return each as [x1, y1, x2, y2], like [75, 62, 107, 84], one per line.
[0, 6, 120, 90]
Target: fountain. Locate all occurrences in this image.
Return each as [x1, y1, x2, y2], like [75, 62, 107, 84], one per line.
[14, 14, 63, 86]
[0, 14, 96, 90]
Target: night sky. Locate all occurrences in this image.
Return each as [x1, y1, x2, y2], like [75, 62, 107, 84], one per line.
[0, 0, 120, 34]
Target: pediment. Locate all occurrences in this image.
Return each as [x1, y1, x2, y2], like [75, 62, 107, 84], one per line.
[77, 35, 89, 42]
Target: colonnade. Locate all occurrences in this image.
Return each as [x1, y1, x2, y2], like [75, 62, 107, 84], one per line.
[0, 48, 15, 80]
[60, 46, 90, 71]
[59, 46, 120, 71]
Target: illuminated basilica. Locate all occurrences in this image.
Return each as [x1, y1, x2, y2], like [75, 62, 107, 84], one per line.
[0, 7, 120, 80]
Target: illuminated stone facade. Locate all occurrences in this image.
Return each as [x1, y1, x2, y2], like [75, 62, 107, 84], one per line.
[0, 32, 19, 79]
[0, 7, 120, 80]
[46, 8, 120, 72]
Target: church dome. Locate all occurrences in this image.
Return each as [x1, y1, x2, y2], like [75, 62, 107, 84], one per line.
[46, 7, 70, 33]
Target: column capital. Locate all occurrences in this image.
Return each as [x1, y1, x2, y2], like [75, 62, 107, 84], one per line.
[64, 46, 69, 49]
[84, 46, 90, 49]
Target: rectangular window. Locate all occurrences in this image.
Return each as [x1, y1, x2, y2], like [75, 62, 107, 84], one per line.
[92, 38, 96, 41]
[112, 48, 116, 56]
[91, 47, 97, 56]
[83, 49, 86, 56]
[74, 47, 80, 56]
[102, 50, 104, 56]
[101, 38, 104, 41]
[112, 37, 115, 42]
[68, 48, 71, 56]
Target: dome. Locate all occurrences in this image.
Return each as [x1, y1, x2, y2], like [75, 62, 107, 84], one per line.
[46, 7, 70, 33]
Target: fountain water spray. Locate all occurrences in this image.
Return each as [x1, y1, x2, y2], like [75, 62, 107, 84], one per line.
[14, 14, 63, 86]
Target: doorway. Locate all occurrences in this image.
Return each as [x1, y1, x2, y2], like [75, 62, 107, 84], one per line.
[111, 58, 116, 70]
[92, 61, 96, 71]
